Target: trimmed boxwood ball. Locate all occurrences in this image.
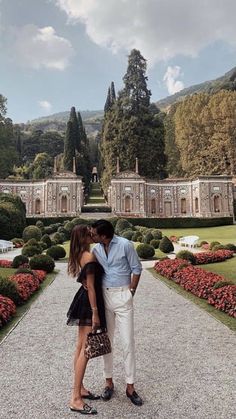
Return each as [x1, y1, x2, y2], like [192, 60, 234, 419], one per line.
[151, 229, 162, 240]
[29, 254, 55, 273]
[12, 255, 29, 268]
[212, 244, 227, 251]
[132, 231, 143, 242]
[35, 220, 44, 229]
[23, 225, 42, 242]
[209, 241, 220, 250]
[0, 276, 20, 304]
[150, 239, 160, 249]
[225, 243, 236, 252]
[121, 229, 134, 240]
[176, 250, 196, 264]
[136, 243, 155, 259]
[115, 218, 133, 235]
[159, 236, 174, 253]
[143, 232, 154, 244]
[41, 234, 52, 248]
[22, 245, 42, 257]
[46, 245, 66, 260]
[51, 232, 64, 244]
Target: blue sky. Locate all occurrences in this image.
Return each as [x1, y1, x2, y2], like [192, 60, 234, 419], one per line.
[1, 0, 236, 123]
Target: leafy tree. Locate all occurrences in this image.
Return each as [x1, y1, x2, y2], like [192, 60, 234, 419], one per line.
[174, 90, 236, 176]
[101, 49, 166, 190]
[31, 153, 53, 179]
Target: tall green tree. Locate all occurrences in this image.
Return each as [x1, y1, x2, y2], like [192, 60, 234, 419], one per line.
[63, 120, 75, 171]
[76, 111, 91, 186]
[101, 49, 166, 190]
[174, 91, 236, 176]
[0, 96, 19, 178]
[69, 106, 80, 152]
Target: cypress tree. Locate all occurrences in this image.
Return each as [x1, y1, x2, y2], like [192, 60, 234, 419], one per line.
[104, 87, 111, 113]
[69, 106, 80, 152]
[63, 120, 75, 172]
[110, 82, 116, 104]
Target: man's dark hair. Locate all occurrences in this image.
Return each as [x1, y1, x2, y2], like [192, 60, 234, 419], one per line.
[91, 219, 114, 238]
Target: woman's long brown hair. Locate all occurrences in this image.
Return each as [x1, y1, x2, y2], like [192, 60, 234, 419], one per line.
[68, 225, 90, 277]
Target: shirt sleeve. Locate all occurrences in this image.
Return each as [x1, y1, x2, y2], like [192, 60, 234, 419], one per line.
[125, 240, 142, 275]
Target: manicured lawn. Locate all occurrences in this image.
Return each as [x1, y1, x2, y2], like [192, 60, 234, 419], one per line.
[160, 225, 236, 244]
[0, 268, 16, 278]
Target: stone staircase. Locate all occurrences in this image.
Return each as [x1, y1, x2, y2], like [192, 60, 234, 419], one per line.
[82, 182, 111, 213]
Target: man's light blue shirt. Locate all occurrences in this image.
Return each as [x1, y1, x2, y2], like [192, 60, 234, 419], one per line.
[92, 235, 142, 288]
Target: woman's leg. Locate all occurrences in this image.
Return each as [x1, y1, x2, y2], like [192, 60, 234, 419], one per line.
[70, 325, 91, 408]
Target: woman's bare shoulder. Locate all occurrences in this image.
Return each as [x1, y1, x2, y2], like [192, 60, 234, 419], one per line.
[80, 251, 96, 265]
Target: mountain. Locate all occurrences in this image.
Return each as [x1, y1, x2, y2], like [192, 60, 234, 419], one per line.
[156, 66, 236, 110]
[26, 109, 104, 137]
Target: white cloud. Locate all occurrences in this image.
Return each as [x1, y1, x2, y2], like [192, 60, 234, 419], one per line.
[53, 0, 236, 64]
[12, 24, 74, 70]
[163, 66, 184, 95]
[38, 100, 52, 111]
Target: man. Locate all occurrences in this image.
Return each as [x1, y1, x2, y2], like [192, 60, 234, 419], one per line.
[91, 219, 143, 406]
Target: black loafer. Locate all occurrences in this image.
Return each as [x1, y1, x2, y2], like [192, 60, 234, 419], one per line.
[101, 385, 114, 401]
[126, 390, 143, 406]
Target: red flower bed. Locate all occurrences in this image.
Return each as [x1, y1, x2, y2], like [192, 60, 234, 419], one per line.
[154, 258, 236, 317]
[173, 265, 225, 299]
[169, 235, 178, 243]
[0, 260, 13, 268]
[208, 285, 236, 318]
[154, 259, 189, 279]
[0, 295, 16, 327]
[9, 273, 40, 302]
[32, 270, 47, 283]
[194, 249, 234, 265]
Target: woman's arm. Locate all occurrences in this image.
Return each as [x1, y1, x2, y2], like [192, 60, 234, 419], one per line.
[86, 272, 100, 332]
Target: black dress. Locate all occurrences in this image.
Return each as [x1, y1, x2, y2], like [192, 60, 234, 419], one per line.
[66, 261, 106, 329]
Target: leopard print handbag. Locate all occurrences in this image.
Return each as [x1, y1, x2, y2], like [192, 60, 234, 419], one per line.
[84, 331, 112, 359]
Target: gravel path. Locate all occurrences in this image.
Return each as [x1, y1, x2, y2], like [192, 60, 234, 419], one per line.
[0, 260, 236, 419]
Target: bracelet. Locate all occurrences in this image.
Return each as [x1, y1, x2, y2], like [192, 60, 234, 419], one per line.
[91, 307, 98, 311]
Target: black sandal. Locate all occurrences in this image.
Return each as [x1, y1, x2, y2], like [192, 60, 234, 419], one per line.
[70, 403, 97, 415]
[82, 391, 100, 400]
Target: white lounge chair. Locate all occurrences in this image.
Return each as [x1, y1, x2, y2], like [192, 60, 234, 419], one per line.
[178, 235, 199, 248]
[0, 240, 14, 252]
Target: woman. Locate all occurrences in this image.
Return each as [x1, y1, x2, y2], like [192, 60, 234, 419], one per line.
[67, 224, 106, 415]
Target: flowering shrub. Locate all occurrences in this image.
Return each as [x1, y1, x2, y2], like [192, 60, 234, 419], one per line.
[194, 249, 234, 264]
[154, 258, 236, 317]
[9, 273, 40, 302]
[0, 295, 16, 327]
[0, 260, 13, 268]
[201, 243, 210, 250]
[208, 285, 236, 318]
[169, 235, 178, 243]
[154, 259, 189, 279]
[173, 266, 225, 299]
[32, 270, 47, 283]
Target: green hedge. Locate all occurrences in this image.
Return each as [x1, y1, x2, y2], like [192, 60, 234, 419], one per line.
[81, 206, 112, 213]
[125, 217, 233, 228]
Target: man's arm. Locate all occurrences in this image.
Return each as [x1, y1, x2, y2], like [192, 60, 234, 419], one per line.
[125, 241, 142, 295]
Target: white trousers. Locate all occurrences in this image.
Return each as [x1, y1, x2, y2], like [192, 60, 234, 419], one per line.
[103, 286, 136, 384]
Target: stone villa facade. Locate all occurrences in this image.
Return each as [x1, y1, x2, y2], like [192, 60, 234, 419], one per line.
[107, 159, 234, 218]
[0, 156, 235, 219]
[0, 167, 83, 218]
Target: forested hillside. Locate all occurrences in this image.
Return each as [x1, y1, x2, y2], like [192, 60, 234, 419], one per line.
[1, 57, 236, 184]
[157, 66, 236, 110]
